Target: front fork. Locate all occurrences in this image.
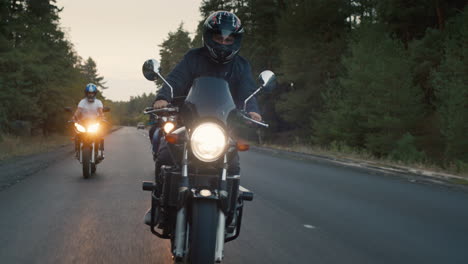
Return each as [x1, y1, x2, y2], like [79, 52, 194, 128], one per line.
[79, 142, 82, 162]
[172, 146, 228, 263]
[79, 141, 95, 163]
[173, 144, 188, 259]
[215, 155, 228, 262]
[91, 142, 95, 163]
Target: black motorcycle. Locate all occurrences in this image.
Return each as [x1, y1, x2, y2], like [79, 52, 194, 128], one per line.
[65, 107, 110, 178]
[141, 59, 276, 264]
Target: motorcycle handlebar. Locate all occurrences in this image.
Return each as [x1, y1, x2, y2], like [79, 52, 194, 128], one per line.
[240, 112, 269, 128]
[143, 107, 179, 115]
[68, 117, 108, 124]
[143, 107, 268, 127]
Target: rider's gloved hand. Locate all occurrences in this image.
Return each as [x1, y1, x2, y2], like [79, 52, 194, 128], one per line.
[153, 100, 169, 109]
[248, 112, 262, 122]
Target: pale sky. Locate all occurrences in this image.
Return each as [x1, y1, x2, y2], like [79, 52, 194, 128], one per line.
[57, 0, 203, 101]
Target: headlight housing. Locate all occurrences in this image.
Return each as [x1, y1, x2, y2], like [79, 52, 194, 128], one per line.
[190, 122, 227, 162]
[74, 123, 86, 133]
[87, 123, 100, 133]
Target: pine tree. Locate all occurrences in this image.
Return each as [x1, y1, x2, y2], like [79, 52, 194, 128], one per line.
[80, 57, 107, 89]
[157, 23, 192, 87]
[432, 8, 468, 165]
[314, 23, 425, 157]
[275, 0, 350, 128]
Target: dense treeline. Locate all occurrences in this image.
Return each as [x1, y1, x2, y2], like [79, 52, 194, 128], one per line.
[0, 0, 109, 137]
[1, 0, 466, 170]
[154, 0, 467, 170]
[110, 93, 156, 126]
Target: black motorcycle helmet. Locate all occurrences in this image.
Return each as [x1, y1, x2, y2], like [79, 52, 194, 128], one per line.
[203, 11, 244, 64]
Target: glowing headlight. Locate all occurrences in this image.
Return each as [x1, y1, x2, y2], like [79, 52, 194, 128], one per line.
[74, 123, 86, 133]
[191, 122, 227, 162]
[163, 122, 175, 134]
[87, 123, 100, 133]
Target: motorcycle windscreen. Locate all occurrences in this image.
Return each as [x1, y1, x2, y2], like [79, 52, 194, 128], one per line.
[182, 77, 237, 125]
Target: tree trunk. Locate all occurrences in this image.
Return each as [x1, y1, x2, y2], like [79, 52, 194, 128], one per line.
[435, 0, 445, 31]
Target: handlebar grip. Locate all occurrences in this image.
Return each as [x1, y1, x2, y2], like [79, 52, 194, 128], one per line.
[239, 113, 269, 128]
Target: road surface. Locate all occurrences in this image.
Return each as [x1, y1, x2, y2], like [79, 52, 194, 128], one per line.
[1, 127, 467, 263]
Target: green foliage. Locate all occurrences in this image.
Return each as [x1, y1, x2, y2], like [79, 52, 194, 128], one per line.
[274, 0, 350, 128]
[375, 0, 466, 45]
[389, 133, 426, 163]
[409, 28, 445, 107]
[314, 23, 425, 157]
[157, 0, 468, 168]
[80, 57, 107, 89]
[432, 8, 468, 164]
[108, 93, 156, 126]
[0, 0, 103, 135]
[159, 24, 192, 76]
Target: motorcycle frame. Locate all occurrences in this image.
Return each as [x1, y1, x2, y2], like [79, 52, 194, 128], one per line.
[143, 110, 256, 263]
[74, 130, 100, 165]
[171, 144, 229, 262]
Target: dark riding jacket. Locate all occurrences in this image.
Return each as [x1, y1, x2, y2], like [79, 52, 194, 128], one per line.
[155, 47, 260, 113]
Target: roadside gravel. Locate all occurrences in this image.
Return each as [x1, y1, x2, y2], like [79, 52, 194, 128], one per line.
[251, 145, 468, 191]
[0, 127, 122, 191]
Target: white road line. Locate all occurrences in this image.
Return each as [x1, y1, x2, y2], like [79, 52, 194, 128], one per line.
[304, 224, 316, 229]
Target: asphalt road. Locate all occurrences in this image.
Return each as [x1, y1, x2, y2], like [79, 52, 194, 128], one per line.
[1, 127, 467, 264]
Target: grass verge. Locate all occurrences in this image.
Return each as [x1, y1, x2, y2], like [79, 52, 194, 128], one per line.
[258, 143, 468, 178]
[0, 134, 72, 161]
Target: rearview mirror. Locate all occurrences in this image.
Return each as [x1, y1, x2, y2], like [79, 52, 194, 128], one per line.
[64, 107, 72, 112]
[142, 59, 161, 81]
[258, 70, 276, 92]
[142, 58, 174, 99]
[243, 70, 277, 112]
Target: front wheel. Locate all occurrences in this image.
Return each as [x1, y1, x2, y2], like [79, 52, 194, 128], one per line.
[189, 199, 219, 264]
[82, 147, 92, 179]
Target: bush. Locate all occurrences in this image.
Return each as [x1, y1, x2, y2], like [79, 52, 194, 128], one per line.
[389, 133, 426, 163]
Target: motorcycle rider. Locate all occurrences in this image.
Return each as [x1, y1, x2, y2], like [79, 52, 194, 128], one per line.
[72, 83, 105, 159]
[145, 10, 261, 224]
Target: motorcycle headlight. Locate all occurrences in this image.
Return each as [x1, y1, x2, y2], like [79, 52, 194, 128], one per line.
[163, 122, 175, 134]
[74, 123, 86, 133]
[87, 123, 100, 133]
[191, 122, 227, 162]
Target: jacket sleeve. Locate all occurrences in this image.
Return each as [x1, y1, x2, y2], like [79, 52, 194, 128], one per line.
[155, 53, 193, 102]
[239, 61, 260, 113]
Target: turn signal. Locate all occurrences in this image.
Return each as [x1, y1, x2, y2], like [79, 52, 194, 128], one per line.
[236, 141, 250, 151]
[166, 133, 178, 144]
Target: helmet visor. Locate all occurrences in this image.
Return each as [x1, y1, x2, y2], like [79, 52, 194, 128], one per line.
[212, 33, 235, 45]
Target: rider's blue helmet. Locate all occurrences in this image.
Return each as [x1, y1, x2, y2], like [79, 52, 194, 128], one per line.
[85, 83, 98, 102]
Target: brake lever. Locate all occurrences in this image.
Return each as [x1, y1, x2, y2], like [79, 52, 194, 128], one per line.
[240, 112, 269, 128]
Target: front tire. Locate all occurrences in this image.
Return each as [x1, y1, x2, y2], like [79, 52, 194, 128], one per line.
[82, 147, 92, 179]
[189, 199, 219, 264]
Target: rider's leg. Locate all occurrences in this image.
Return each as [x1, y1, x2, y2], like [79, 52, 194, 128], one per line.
[151, 127, 161, 160]
[144, 140, 173, 226]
